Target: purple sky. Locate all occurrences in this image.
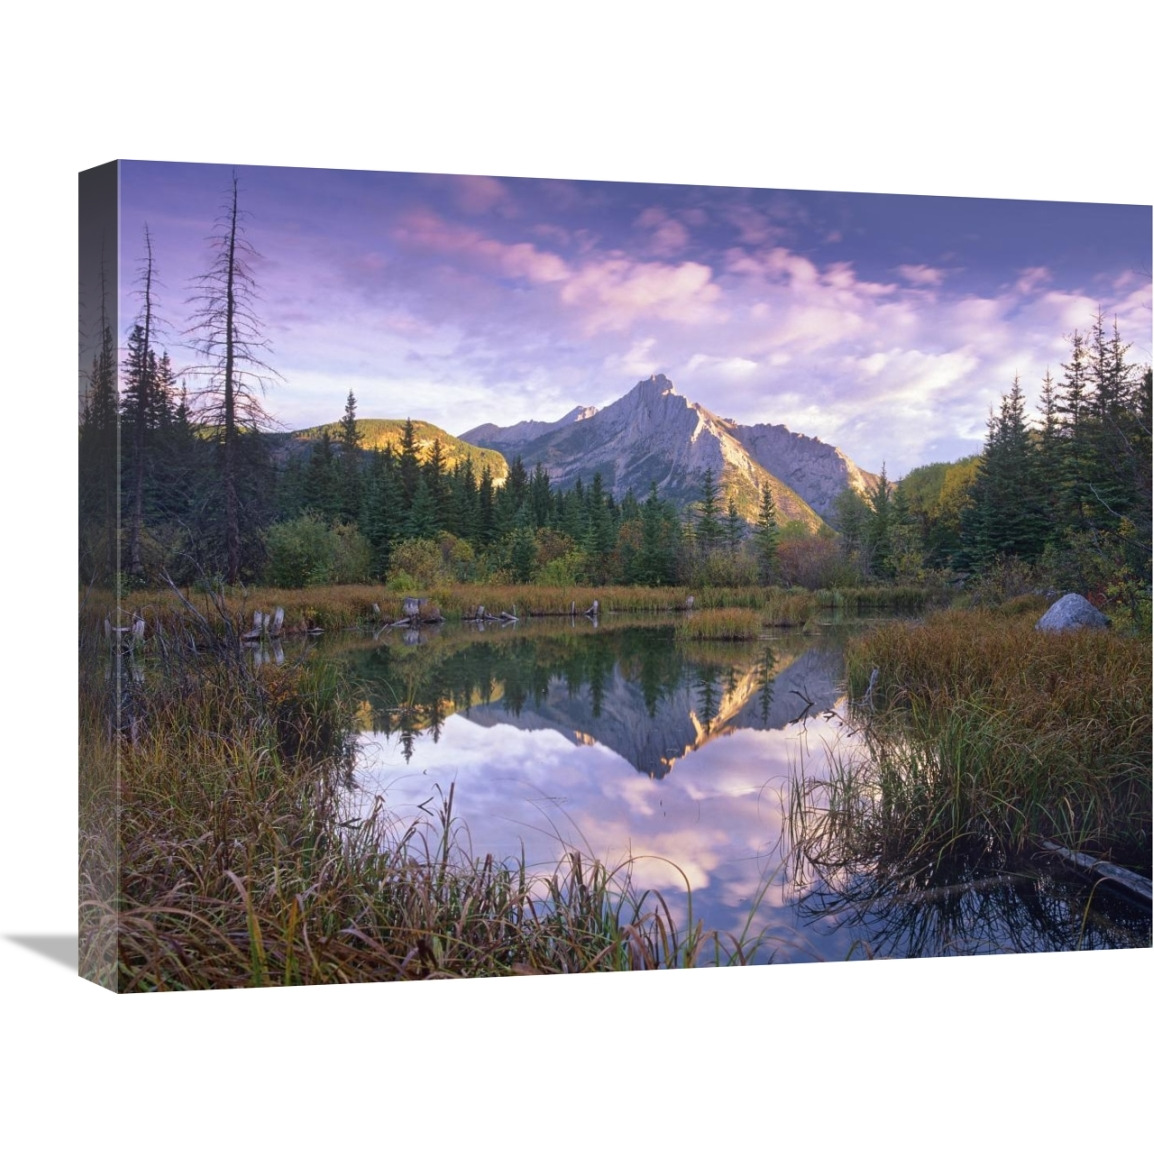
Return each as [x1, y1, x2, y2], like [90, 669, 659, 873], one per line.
[117, 160, 1151, 478]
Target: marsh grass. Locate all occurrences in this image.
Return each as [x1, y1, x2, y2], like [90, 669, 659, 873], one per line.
[674, 608, 762, 641]
[791, 609, 1152, 877]
[80, 609, 774, 989]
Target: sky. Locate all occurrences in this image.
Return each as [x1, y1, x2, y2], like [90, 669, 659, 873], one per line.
[114, 160, 1151, 478]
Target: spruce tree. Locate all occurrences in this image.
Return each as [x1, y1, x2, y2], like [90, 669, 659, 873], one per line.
[303, 430, 338, 520]
[724, 498, 743, 556]
[865, 463, 893, 578]
[337, 389, 363, 523]
[398, 418, 421, 508]
[696, 467, 723, 558]
[754, 483, 779, 584]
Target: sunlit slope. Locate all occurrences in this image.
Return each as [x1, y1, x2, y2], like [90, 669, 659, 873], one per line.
[273, 418, 509, 481]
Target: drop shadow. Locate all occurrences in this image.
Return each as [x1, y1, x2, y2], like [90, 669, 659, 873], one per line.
[6, 934, 78, 971]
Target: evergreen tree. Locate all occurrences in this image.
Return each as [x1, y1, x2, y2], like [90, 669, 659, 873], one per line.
[448, 457, 478, 540]
[360, 448, 404, 577]
[865, 463, 893, 578]
[832, 486, 870, 574]
[506, 505, 538, 582]
[754, 483, 779, 584]
[424, 437, 452, 530]
[960, 377, 1047, 569]
[724, 498, 743, 556]
[1085, 313, 1139, 524]
[1036, 369, 1063, 537]
[1055, 329, 1093, 530]
[695, 467, 723, 558]
[633, 482, 678, 586]
[337, 389, 363, 523]
[477, 464, 497, 549]
[405, 476, 441, 540]
[529, 462, 553, 529]
[398, 418, 422, 507]
[888, 480, 925, 582]
[583, 472, 615, 583]
[303, 430, 339, 520]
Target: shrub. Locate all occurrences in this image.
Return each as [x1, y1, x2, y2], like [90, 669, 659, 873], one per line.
[387, 537, 452, 588]
[263, 515, 372, 588]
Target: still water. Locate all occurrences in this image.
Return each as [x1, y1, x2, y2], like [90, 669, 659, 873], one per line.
[325, 616, 1150, 962]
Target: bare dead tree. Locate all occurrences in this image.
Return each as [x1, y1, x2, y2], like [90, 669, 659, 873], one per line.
[186, 171, 279, 583]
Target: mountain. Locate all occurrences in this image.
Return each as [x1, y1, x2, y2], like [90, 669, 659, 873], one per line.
[267, 418, 508, 481]
[462, 405, 597, 456]
[460, 375, 877, 527]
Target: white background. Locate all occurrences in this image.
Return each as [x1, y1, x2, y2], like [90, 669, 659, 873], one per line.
[1, 3, 1149, 1149]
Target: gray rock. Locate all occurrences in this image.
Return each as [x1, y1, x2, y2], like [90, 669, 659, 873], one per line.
[1035, 593, 1109, 633]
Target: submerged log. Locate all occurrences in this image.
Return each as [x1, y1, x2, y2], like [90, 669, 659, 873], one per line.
[1041, 840, 1152, 901]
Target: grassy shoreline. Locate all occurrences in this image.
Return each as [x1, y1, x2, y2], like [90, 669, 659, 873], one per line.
[97, 580, 950, 636]
[790, 607, 1152, 876]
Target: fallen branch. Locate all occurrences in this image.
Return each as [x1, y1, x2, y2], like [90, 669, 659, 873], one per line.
[1040, 840, 1152, 902]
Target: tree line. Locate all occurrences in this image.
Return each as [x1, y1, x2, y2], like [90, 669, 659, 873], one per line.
[825, 314, 1151, 612]
[264, 389, 781, 589]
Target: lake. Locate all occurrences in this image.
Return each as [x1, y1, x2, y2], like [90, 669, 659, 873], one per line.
[320, 615, 1150, 962]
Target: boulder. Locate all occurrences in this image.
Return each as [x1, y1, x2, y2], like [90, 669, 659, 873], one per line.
[1035, 593, 1109, 633]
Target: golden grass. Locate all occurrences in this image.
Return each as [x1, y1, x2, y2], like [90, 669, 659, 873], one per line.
[793, 609, 1154, 867]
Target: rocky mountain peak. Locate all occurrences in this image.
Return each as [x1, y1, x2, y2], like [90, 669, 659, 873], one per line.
[632, 373, 678, 400]
[458, 374, 878, 528]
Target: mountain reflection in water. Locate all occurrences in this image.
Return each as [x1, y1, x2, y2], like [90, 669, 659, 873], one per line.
[328, 618, 1150, 962]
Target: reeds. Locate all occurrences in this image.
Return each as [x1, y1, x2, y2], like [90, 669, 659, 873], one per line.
[791, 609, 1152, 873]
[674, 608, 762, 641]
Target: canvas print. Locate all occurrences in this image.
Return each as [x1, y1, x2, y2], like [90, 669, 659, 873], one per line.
[79, 161, 1152, 992]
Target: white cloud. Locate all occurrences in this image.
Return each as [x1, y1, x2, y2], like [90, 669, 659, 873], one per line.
[560, 257, 723, 334]
[1013, 266, 1051, 295]
[635, 206, 691, 257]
[897, 263, 946, 287]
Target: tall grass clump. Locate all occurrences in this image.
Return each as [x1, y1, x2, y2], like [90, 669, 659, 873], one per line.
[815, 609, 1152, 868]
[674, 608, 762, 642]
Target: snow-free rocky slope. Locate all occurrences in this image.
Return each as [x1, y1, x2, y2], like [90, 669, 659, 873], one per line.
[462, 375, 877, 527]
